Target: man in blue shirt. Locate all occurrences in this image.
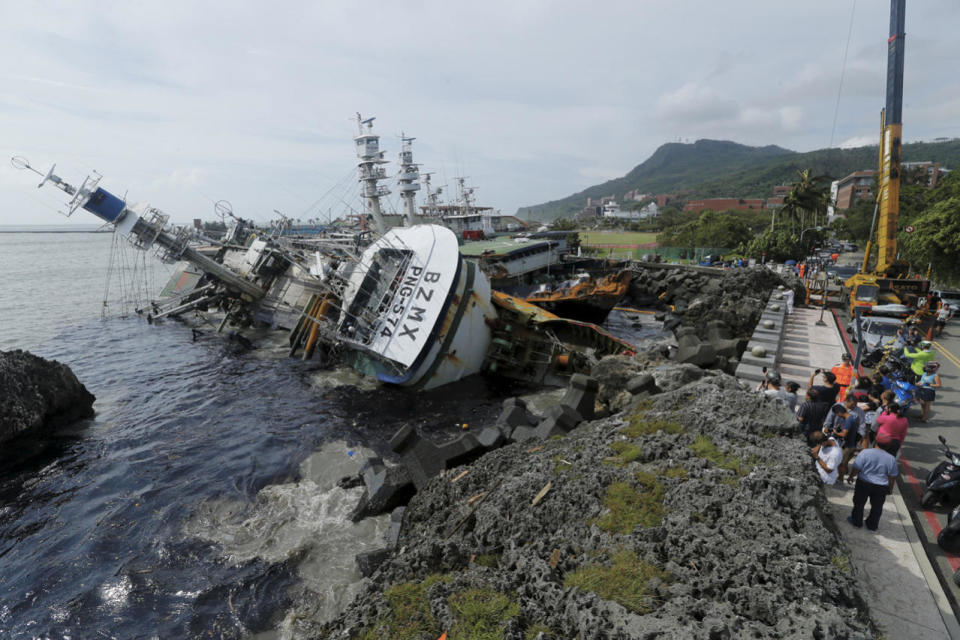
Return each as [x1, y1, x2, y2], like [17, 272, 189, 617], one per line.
[847, 441, 899, 531]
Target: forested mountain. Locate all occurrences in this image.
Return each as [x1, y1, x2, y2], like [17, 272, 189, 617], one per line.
[519, 138, 960, 220]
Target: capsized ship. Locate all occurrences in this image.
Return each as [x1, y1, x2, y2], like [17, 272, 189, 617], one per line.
[523, 270, 632, 325]
[12, 114, 634, 390]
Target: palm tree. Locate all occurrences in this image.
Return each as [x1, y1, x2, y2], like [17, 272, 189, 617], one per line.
[782, 169, 831, 232]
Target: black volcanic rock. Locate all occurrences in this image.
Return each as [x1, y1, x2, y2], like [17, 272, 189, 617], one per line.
[0, 350, 95, 444]
[305, 364, 877, 639]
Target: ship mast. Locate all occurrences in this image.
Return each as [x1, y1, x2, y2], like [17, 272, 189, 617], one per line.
[11, 158, 264, 299]
[397, 134, 421, 226]
[421, 173, 443, 218]
[354, 113, 390, 234]
[456, 177, 474, 216]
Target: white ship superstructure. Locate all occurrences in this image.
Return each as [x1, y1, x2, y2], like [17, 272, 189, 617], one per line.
[331, 224, 496, 390]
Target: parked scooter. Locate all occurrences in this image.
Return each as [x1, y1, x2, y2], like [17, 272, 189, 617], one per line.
[937, 503, 960, 553]
[922, 436, 960, 509]
[890, 377, 918, 413]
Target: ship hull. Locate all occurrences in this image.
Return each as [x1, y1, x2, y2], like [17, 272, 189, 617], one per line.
[526, 295, 621, 325]
[335, 225, 496, 390]
[523, 270, 631, 325]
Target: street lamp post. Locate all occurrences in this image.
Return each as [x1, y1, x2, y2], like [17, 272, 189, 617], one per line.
[799, 225, 823, 246]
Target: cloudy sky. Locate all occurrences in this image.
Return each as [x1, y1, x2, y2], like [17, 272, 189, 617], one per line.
[1, 0, 957, 226]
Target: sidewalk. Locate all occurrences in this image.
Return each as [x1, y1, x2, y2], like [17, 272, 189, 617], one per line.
[824, 483, 956, 638]
[779, 306, 959, 638]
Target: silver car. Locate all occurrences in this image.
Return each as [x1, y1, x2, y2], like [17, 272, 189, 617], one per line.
[848, 316, 904, 351]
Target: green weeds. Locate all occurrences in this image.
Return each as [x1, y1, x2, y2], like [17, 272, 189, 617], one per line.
[357, 578, 524, 640]
[607, 441, 644, 466]
[689, 434, 759, 478]
[596, 472, 665, 534]
[448, 588, 520, 640]
[564, 550, 669, 614]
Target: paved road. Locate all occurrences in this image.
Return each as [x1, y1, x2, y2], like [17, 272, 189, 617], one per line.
[893, 324, 960, 613]
[825, 250, 960, 626]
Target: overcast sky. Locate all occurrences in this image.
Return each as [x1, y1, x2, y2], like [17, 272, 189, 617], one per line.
[1, 0, 957, 226]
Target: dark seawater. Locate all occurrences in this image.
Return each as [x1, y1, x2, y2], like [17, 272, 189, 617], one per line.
[0, 233, 664, 638]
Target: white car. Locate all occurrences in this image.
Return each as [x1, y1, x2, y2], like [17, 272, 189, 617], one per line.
[934, 290, 960, 309]
[847, 316, 904, 352]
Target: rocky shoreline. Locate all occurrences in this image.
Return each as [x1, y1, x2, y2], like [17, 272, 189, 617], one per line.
[0, 349, 95, 445]
[273, 266, 880, 639]
[294, 357, 876, 638]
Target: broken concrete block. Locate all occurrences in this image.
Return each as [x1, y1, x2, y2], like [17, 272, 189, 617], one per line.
[662, 314, 682, 332]
[510, 404, 583, 442]
[705, 320, 733, 342]
[386, 506, 405, 548]
[626, 373, 657, 395]
[495, 397, 539, 432]
[560, 374, 599, 420]
[356, 548, 390, 578]
[475, 424, 507, 448]
[674, 327, 718, 367]
[391, 425, 489, 491]
[349, 458, 415, 522]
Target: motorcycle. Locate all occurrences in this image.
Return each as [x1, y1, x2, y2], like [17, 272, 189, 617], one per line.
[890, 377, 918, 413]
[922, 435, 960, 509]
[938, 503, 960, 558]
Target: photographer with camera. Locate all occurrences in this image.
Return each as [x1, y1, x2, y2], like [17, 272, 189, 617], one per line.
[798, 388, 830, 447]
[808, 368, 840, 406]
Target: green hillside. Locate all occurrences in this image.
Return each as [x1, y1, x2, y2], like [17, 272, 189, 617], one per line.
[519, 138, 960, 220]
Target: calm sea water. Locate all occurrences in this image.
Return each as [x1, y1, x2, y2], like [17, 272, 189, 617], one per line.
[0, 232, 659, 638]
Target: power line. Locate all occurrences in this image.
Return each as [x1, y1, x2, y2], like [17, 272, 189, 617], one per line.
[829, 0, 858, 149]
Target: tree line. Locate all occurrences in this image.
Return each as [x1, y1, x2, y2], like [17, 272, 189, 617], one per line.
[561, 166, 960, 285]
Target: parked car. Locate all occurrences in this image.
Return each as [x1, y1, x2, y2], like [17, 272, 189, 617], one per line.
[934, 290, 960, 308]
[832, 265, 859, 284]
[846, 315, 904, 352]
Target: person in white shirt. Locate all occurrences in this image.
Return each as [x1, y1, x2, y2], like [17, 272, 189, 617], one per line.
[784, 287, 795, 314]
[812, 436, 843, 484]
[935, 304, 953, 336]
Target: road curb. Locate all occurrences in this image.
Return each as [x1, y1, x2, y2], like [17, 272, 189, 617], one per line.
[894, 491, 960, 639]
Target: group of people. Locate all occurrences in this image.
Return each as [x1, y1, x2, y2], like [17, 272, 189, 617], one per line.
[758, 352, 922, 533]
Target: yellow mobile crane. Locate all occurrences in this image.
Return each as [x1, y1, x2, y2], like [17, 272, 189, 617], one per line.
[845, 0, 930, 316]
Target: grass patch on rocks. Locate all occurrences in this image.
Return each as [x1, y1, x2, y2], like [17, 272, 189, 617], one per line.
[832, 554, 852, 575]
[564, 550, 670, 614]
[525, 623, 552, 639]
[358, 578, 520, 640]
[689, 434, 759, 477]
[473, 553, 500, 569]
[357, 574, 450, 640]
[621, 406, 683, 438]
[661, 465, 688, 480]
[448, 587, 520, 640]
[606, 441, 644, 466]
[596, 471, 666, 534]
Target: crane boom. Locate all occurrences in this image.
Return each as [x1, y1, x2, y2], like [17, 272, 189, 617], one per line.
[875, 0, 905, 275]
[846, 0, 930, 315]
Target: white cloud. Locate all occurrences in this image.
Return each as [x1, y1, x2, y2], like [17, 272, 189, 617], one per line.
[656, 83, 803, 138]
[838, 135, 876, 149]
[0, 0, 957, 223]
[655, 82, 740, 123]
